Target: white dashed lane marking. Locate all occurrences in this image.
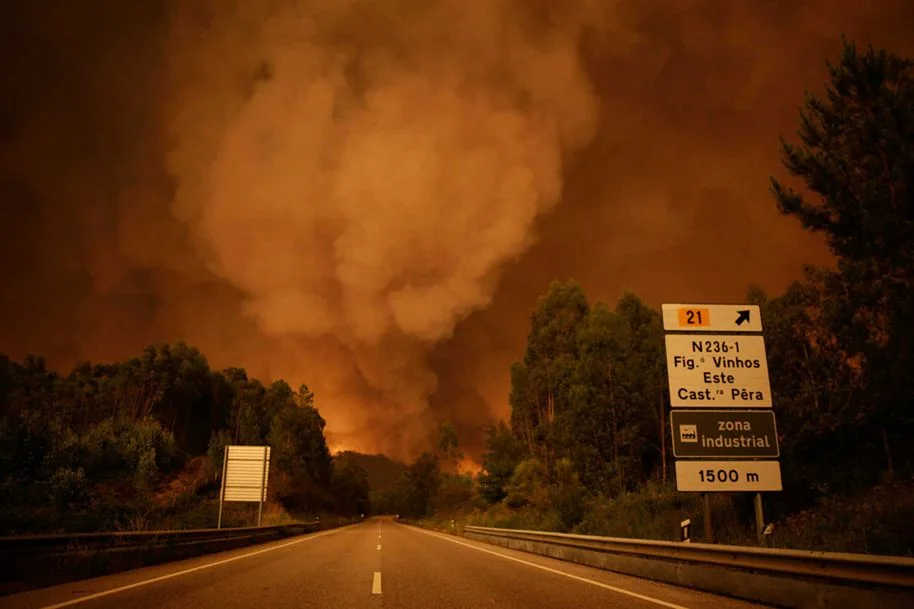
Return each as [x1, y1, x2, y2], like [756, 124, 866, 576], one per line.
[372, 571, 382, 595]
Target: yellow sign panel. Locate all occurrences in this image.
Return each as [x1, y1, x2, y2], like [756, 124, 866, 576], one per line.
[677, 308, 710, 328]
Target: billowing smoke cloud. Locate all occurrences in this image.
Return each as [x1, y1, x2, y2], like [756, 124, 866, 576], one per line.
[428, 0, 914, 457]
[2, 0, 913, 461]
[158, 0, 600, 453]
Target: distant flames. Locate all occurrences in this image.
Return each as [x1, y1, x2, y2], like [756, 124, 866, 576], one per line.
[459, 457, 482, 475]
[328, 444, 482, 476]
[329, 443, 358, 456]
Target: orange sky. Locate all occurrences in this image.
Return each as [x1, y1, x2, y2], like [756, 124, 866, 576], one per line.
[2, 0, 913, 460]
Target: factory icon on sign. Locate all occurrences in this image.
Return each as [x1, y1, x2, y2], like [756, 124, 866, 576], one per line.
[679, 424, 698, 443]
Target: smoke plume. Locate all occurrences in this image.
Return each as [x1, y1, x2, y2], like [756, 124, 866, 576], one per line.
[2, 0, 913, 460]
[158, 1, 603, 454]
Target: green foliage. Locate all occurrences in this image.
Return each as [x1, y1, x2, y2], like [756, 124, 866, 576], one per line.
[774, 480, 914, 556]
[49, 466, 89, 511]
[563, 294, 667, 495]
[510, 280, 589, 478]
[771, 39, 913, 277]
[124, 418, 180, 488]
[339, 451, 407, 494]
[335, 451, 407, 515]
[268, 385, 333, 511]
[505, 458, 549, 509]
[3, 40, 914, 552]
[436, 421, 463, 474]
[0, 409, 62, 482]
[331, 453, 371, 516]
[771, 38, 914, 479]
[477, 421, 524, 505]
[207, 429, 233, 475]
[0, 343, 343, 533]
[550, 458, 586, 530]
[430, 473, 477, 515]
[426, 39, 914, 556]
[395, 452, 442, 518]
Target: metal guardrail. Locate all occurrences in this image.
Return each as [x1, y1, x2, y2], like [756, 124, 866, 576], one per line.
[0, 521, 344, 596]
[463, 525, 914, 588]
[0, 522, 321, 554]
[460, 525, 914, 608]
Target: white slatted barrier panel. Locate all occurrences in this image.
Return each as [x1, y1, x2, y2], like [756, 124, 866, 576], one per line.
[218, 445, 271, 528]
[223, 445, 270, 502]
[223, 446, 270, 502]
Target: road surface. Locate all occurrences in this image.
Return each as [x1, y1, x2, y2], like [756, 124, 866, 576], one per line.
[5, 518, 766, 609]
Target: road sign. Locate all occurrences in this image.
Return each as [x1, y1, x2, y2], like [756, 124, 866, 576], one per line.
[662, 302, 782, 498]
[674, 460, 782, 492]
[662, 304, 762, 333]
[222, 445, 271, 502]
[665, 334, 772, 407]
[218, 445, 271, 528]
[670, 410, 779, 458]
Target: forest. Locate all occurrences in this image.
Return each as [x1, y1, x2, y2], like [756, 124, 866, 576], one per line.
[0, 342, 384, 533]
[412, 40, 914, 555]
[1, 41, 912, 555]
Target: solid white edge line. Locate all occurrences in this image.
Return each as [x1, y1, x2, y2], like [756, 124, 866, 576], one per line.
[39, 525, 358, 609]
[410, 527, 690, 609]
[372, 571, 382, 594]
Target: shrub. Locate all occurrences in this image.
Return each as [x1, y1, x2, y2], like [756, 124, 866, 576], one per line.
[550, 458, 586, 531]
[49, 466, 89, 510]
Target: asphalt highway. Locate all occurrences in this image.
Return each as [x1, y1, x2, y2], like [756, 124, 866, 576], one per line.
[5, 518, 767, 609]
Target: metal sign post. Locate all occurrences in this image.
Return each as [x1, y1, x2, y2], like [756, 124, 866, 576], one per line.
[754, 493, 765, 543]
[703, 493, 713, 543]
[257, 446, 268, 527]
[217, 445, 228, 529]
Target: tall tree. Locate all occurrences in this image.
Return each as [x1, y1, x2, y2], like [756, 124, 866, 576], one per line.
[477, 421, 525, 505]
[510, 280, 589, 479]
[268, 384, 333, 510]
[436, 421, 463, 474]
[611, 293, 667, 486]
[400, 452, 441, 518]
[749, 281, 866, 510]
[771, 39, 914, 473]
[564, 293, 665, 494]
[331, 453, 371, 516]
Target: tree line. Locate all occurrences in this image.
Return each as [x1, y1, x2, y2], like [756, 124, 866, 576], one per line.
[461, 39, 914, 537]
[1, 38, 911, 547]
[0, 343, 371, 533]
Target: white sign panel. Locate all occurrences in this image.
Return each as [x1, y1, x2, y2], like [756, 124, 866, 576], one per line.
[223, 445, 271, 503]
[662, 304, 762, 333]
[674, 460, 783, 492]
[665, 334, 772, 407]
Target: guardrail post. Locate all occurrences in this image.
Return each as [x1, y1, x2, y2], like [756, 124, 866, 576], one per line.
[680, 518, 691, 543]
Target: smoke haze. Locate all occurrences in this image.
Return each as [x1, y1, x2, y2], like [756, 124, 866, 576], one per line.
[2, 0, 913, 459]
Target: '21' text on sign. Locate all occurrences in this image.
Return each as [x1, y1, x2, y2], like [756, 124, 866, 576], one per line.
[665, 334, 772, 407]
